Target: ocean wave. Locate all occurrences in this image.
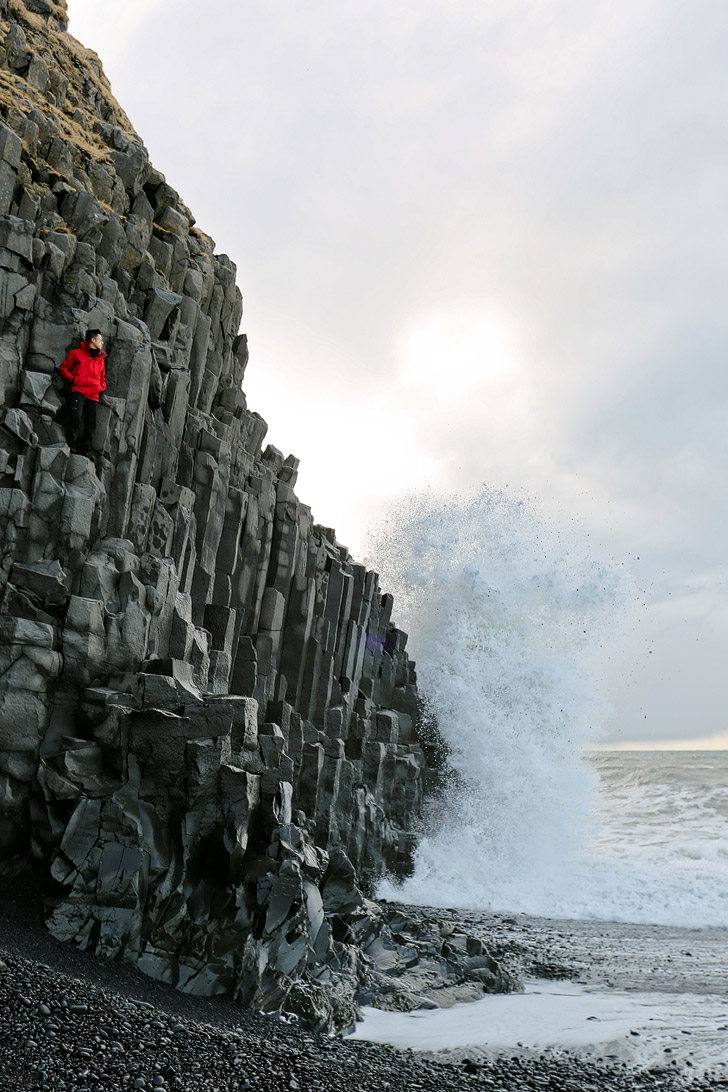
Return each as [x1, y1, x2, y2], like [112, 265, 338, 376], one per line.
[367, 489, 728, 928]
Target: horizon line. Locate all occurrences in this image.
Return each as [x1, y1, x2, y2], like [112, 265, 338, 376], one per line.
[586, 730, 728, 752]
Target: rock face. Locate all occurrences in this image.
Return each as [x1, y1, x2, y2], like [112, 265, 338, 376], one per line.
[0, 0, 513, 1031]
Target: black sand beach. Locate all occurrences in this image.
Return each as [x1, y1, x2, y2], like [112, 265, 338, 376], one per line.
[2, 878, 725, 1092]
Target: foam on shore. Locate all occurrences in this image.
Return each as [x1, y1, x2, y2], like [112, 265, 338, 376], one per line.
[351, 979, 728, 1076]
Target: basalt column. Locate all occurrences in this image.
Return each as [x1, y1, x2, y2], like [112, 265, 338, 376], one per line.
[0, 0, 431, 1031]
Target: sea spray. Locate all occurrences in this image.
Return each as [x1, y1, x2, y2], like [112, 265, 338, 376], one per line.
[367, 489, 728, 925]
[365, 487, 633, 917]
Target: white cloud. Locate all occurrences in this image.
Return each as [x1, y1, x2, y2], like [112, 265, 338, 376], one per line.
[67, 0, 172, 64]
[63, 0, 728, 742]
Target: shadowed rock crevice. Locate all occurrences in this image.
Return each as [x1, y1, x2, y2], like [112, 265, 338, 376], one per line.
[0, 0, 511, 1032]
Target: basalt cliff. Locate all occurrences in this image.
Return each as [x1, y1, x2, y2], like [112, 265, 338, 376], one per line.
[0, 0, 513, 1032]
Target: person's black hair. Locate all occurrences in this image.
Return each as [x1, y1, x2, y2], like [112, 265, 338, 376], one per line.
[85, 328, 102, 342]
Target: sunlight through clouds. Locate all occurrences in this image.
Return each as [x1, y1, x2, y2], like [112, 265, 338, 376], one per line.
[62, 0, 728, 743]
[396, 308, 516, 400]
[392, 305, 540, 477]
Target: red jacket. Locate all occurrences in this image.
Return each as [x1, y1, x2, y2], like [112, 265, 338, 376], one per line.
[60, 341, 107, 401]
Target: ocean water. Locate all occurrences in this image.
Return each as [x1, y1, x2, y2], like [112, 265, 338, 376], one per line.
[379, 747, 728, 928]
[351, 980, 728, 1073]
[366, 490, 728, 928]
[359, 491, 728, 1071]
[583, 749, 728, 928]
[354, 752, 728, 1073]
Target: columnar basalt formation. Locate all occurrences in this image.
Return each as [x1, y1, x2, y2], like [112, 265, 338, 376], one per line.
[0, 0, 513, 1031]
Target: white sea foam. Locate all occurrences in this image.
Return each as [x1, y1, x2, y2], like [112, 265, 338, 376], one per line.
[350, 980, 728, 1076]
[581, 752, 728, 927]
[367, 489, 728, 927]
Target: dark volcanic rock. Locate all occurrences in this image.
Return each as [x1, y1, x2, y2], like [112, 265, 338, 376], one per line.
[0, 878, 704, 1092]
[0, 0, 498, 1032]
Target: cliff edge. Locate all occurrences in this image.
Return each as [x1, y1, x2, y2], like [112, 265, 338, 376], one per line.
[0, 0, 511, 1032]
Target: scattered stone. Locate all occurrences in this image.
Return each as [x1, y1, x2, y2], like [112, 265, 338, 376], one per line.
[0, 933, 709, 1092]
[0, 0, 495, 1049]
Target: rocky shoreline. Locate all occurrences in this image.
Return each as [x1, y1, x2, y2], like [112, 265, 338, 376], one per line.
[2, 877, 721, 1092]
[0, 0, 447, 1028]
[0, 9, 724, 1086]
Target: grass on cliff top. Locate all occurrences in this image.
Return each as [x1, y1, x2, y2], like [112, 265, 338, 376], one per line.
[1, 0, 138, 163]
[0, 66, 112, 164]
[190, 224, 216, 249]
[0, 3, 206, 250]
[10, 0, 68, 27]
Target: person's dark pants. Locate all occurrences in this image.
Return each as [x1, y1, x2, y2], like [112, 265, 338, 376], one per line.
[68, 392, 97, 455]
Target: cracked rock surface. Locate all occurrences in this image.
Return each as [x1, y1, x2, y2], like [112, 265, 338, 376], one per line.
[0, 0, 508, 1030]
[0, 877, 707, 1092]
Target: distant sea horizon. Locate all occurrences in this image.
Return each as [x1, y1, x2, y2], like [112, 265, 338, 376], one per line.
[364, 747, 728, 1072]
[588, 732, 728, 751]
[381, 748, 728, 929]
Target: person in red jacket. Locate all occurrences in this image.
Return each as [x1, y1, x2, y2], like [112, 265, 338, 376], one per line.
[59, 329, 107, 456]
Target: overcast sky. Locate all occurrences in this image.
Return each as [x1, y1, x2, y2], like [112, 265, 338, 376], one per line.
[66, 0, 728, 746]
